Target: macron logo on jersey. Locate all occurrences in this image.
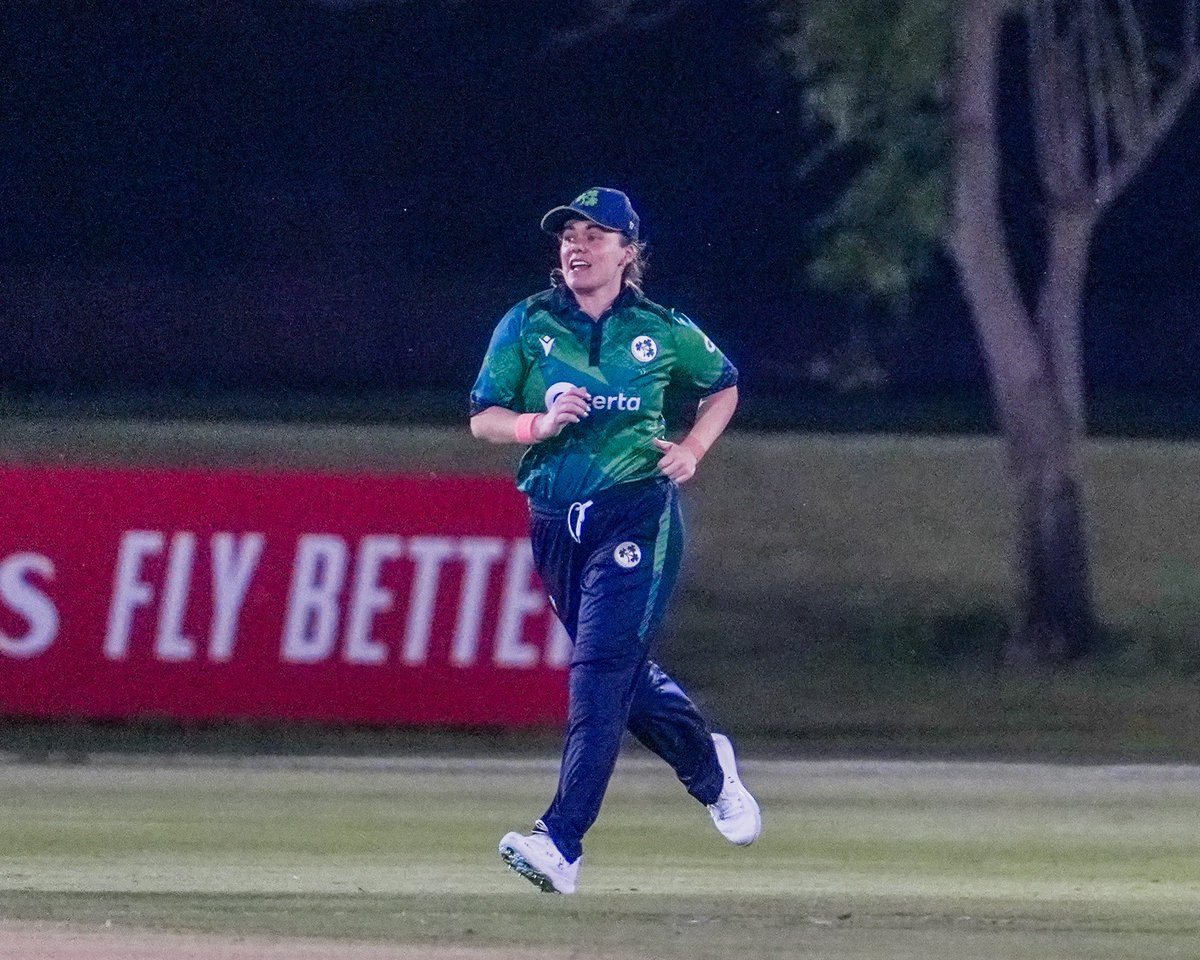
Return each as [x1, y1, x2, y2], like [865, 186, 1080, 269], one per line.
[539, 335, 555, 356]
[545, 381, 642, 412]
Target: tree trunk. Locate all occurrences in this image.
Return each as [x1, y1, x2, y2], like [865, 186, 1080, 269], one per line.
[1003, 385, 1094, 664]
[949, 0, 1096, 663]
[1003, 215, 1096, 663]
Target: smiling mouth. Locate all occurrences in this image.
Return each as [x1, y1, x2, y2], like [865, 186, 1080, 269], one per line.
[569, 259, 590, 271]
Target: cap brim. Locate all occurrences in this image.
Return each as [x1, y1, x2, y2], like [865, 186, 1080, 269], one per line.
[540, 204, 600, 235]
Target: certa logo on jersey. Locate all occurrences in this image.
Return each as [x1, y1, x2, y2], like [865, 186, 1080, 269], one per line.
[545, 381, 642, 412]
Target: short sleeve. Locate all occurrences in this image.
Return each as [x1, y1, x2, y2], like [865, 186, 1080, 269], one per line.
[669, 311, 738, 397]
[469, 303, 530, 416]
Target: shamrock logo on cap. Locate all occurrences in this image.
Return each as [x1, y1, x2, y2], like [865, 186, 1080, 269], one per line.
[575, 189, 600, 207]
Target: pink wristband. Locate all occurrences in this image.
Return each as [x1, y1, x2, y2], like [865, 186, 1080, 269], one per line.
[513, 413, 539, 445]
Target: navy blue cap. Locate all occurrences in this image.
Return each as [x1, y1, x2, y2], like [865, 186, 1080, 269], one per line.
[540, 187, 640, 240]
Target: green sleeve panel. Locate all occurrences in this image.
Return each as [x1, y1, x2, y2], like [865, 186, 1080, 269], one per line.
[469, 301, 531, 415]
[668, 310, 738, 396]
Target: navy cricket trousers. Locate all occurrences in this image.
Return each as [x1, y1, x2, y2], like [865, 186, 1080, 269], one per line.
[529, 477, 723, 863]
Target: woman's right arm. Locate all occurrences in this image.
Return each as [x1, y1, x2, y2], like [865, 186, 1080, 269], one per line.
[470, 389, 592, 445]
[469, 406, 525, 444]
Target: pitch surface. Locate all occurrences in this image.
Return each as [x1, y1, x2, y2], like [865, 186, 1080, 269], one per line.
[1, 755, 1197, 959]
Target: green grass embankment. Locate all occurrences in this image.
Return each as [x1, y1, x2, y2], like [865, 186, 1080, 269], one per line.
[1, 420, 1198, 758]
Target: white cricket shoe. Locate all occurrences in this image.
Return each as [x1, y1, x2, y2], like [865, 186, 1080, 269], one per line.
[707, 733, 762, 845]
[498, 827, 579, 894]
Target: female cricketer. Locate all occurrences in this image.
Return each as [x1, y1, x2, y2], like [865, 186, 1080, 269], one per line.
[469, 187, 760, 895]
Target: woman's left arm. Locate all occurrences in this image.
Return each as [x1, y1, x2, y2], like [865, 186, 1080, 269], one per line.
[652, 385, 738, 483]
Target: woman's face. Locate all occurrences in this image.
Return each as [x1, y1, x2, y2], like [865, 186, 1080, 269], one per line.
[559, 218, 632, 298]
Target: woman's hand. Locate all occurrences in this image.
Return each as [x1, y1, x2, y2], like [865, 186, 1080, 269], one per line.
[535, 386, 592, 440]
[653, 437, 700, 483]
[650, 387, 735, 480]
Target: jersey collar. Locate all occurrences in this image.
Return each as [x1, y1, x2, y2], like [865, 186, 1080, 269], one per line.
[551, 283, 640, 325]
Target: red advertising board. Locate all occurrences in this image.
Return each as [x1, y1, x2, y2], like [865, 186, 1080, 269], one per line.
[0, 465, 569, 726]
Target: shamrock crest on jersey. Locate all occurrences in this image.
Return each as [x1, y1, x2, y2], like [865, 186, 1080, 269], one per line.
[613, 541, 642, 569]
[631, 336, 658, 362]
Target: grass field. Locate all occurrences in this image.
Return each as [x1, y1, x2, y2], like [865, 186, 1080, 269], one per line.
[1, 754, 1199, 959]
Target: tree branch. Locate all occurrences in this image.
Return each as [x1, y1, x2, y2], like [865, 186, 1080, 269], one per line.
[1029, 0, 1094, 208]
[1102, 9, 1144, 156]
[535, 0, 692, 58]
[951, 0, 1041, 419]
[1114, 0, 1152, 121]
[1029, 0, 1066, 198]
[794, 136, 844, 182]
[1083, 0, 1112, 191]
[1053, 11, 1090, 204]
[1100, 54, 1200, 209]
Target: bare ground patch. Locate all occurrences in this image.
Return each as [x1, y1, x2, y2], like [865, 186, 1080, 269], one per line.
[0, 920, 603, 960]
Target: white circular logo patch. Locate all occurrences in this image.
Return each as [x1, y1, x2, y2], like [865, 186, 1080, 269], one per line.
[703, 335, 717, 353]
[613, 541, 642, 569]
[544, 381, 578, 410]
[631, 336, 658, 363]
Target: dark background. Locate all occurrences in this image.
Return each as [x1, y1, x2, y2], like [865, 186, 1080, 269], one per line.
[3, 0, 1198, 430]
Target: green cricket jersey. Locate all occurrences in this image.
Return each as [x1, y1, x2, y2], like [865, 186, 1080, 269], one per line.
[470, 284, 738, 507]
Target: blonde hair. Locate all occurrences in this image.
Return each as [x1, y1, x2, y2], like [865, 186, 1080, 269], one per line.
[621, 238, 648, 294]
